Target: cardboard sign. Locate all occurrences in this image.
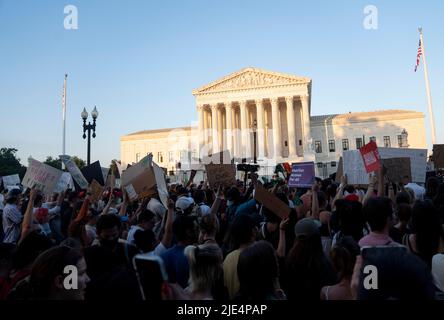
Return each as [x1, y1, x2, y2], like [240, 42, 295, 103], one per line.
[90, 179, 104, 203]
[359, 141, 381, 173]
[344, 148, 427, 185]
[433, 144, 444, 169]
[81, 161, 105, 186]
[22, 158, 63, 195]
[53, 172, 72, 193]
[382, 158, 412, 183]
[335, 157, 344, 183]
[202, 150, 232, 165]
[288, 162, 315, 188]
[254, 183, 291, 219]
[2, 174, 21, 187]
[205, 163, 236, 189]
[121, 157, 157, 200]
[124, 184, 138, 201]
[60, 155, 89, 190]
[153, 162, 169, 209]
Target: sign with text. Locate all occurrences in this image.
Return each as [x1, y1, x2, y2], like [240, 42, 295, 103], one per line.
[60, 155, 89, 190]
[90, 179, 104, 203]
[153, 162, 169, 209]
[254, 183, 291, 219]
[288, 162, 315, 188]
[2, 174, 21, 187]
[53, 172, 72, 193]
[359, 141, 381, 173]
[22, 158, 63, 195]
[205, 163, 236, 189]
[433, 144, 444, 169]
[382, 158, 412, 183]
[343, 148, 427, 185]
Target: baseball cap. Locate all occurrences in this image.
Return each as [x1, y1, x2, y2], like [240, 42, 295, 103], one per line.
[294, 218, 320, 239]
[175, 196, 195, 214]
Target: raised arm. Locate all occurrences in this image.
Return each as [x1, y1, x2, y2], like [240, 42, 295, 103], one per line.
[276, 217, 290, 258]
[19, 188, 38, 244]
[185, 170, 197, 189]
[362, 174, 377, 205]
[101, 192, 115, 216]
[210, 186, 223, 217]
[332, 175, 347, 211]
[310, 184, 320, 220]
[74, 196, 90, 223]
[377, 168, 385, 198]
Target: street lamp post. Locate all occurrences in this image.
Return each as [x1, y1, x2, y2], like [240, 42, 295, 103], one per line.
[81, 106, 99, 165]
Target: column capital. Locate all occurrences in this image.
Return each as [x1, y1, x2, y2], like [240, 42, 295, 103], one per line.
[254, 98, 264, 105]
[285, 96, 294, 103]
[224, 101, 232, 109]
[196, 104, 205, 110]
[270, 97, 279, 105]
[211, 103, 219, 110]
[238, 100, 247, 107]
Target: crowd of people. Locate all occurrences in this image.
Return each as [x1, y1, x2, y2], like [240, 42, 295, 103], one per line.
[0, 168, 443, 301]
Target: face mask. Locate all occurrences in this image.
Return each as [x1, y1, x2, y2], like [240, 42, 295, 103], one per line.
[227, 200, 233, 206]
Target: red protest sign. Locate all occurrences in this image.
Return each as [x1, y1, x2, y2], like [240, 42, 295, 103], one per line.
[359, 141, 381, 173]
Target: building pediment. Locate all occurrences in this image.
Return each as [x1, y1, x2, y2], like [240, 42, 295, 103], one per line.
[192, 67, 311, 95]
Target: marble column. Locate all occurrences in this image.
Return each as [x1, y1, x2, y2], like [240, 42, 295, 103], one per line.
[225, 102, 233, 155]
[285, 96, 297, 158]
[211, 104, 219, 153]
[255, 98, 265, 158]
[239, 100, 248, 158]
[300, 94, 311, 155]
[270, 97, 282, 159]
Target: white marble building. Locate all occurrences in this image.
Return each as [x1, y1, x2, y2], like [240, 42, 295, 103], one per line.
[120, 67, 426, 180]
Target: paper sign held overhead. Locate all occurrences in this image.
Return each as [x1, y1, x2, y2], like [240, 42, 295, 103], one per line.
[382, 158, 412, 183]
[90, 179, 104, 203]
[288, 162, 315, 188]
[81, 161, 105, 186]
[22, 158, 63, 195]
[205, 163, 236, 189]
[60, 155, 89, 190]
[433, 144, 444, 169]
[2, 174, 21, 187]
[359, 141, 381, 173]
[53, 172, 72, 193]
[254, 183, 291, 219]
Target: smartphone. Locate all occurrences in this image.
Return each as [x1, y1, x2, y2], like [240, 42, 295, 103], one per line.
[133, 254, 169, 301]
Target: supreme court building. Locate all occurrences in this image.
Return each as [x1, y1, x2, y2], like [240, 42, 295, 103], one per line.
[121, 67, 426, 180]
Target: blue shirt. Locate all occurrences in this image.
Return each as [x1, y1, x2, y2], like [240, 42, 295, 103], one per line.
[160, 245, 189, 288]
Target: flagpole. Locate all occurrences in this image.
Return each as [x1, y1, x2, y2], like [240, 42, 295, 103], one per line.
[419, 27, 436, 145]
[62, 74, 67, 169]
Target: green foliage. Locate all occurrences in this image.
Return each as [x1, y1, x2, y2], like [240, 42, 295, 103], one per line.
[0, 148, 27, 179]
[71, 156, 86, 169]
[44, 156, 62, 170]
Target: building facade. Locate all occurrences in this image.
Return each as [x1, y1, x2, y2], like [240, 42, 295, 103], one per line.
[120, 67, 426, 179]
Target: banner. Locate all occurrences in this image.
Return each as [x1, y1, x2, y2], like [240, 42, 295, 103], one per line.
[2, 174, 21, 187]
[60, 155, 89, 190]
[288, 162, 315, 188]
[254, 183, 291, 219]
[343, 148, 427, 184]
[433, 144, 444, 169]
[382, 158, 412, 183]
[81, 161, 105, 186]
[53, 172, 72, 193]
[205, 163, 236, 189]
[22, 158, 63, 195]
[359, 141, 381, 173]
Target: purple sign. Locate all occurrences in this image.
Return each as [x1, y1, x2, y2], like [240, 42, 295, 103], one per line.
[288, 162, 315, 188]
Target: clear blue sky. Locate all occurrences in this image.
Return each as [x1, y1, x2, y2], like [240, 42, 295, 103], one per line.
[1, 0, 442, 167]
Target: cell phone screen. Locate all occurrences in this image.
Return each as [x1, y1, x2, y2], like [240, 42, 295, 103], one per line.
[133, 255, 167, 301]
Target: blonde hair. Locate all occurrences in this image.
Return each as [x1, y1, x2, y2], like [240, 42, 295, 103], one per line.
[184, 244, 222, 292]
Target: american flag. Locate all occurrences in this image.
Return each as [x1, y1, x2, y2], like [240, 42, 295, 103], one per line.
[414, 39, 422, 72]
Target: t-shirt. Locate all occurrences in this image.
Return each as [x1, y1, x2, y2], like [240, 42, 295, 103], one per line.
[2, 204, 22, 244]
[160, 245, 189, 288]
[223, 248, 243, 299]
[404, 183, 426, 201]
[0, 194, 5, 211]
[432, 253, 444, 292]
[126, 225, 144, 245]
[358, 232, 397, 247]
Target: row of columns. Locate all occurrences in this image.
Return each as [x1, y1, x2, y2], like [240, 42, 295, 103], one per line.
[197, 95, 310, 159]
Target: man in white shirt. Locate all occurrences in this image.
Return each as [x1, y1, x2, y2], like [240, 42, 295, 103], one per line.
[404, 182, 426, 201]
[2, 189, 23, 244]
[127, 209, 156, 245]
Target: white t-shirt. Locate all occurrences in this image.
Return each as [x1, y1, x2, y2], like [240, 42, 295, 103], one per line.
[127, 225, 144, 245]
[432, 253, 444, 292]
[404, 183, 425, 201]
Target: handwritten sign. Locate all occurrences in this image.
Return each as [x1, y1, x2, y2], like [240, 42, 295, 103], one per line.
[254, 183, 291, 219]
[288, 162, 315, 188]
[344, 148, 427, 184]
[205, 163, 236, 189]
[60, 155, 89, 189]
[22, 158, 63, 195]
[53, 172, 72, 193]
[433, 144, 444, 169]
[2, 174, 20, 187]
[382, 158, 412, 183]
[90, 179, 104, 203]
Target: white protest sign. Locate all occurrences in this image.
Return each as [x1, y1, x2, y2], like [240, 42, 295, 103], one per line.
[54, 172, 73, 193]
[2, 174, 21, 187]
[22, 158, 63, 195]
[343, 147, 427, 184]
[60, 155, 89, 189]
[153, 162, 168, 209]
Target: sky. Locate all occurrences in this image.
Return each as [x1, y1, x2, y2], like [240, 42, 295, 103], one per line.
[0, 0, 442, 167]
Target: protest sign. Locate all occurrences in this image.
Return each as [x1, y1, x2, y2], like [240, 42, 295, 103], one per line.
[22, 158, 63, 195]
[81, 161, 105, 186]
[433, 144, 444, 169]
[382, 158, 412, 183]
[344, 148, 427, 185]
[205, 163, 236, 189]
[60, 155, 89, 190]
[359, 141, 381, 173]
[153, 162, 169, 209]
[254, 183, 291, 219]
[288, 162, 315, 188]
[335, 157, 344, 183]
[53, 172, 72, 193]
[2, 174, 21, 187]
[121, 157, 157, 200]
[90, 179, 104, 203]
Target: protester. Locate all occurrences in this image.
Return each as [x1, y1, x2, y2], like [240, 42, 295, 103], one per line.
[2, 189, 23, 244]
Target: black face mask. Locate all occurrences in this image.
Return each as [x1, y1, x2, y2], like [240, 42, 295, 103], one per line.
[100, 238, 119, 250]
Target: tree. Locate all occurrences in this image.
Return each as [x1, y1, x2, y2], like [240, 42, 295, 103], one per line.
[0, 148, 27, 179]
[44, 156, 62, 170]
[71, 156, 86, 169]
